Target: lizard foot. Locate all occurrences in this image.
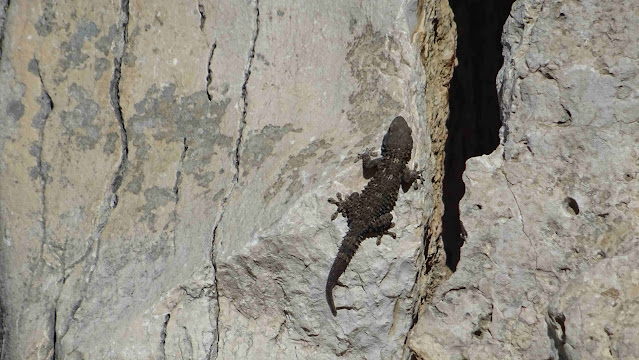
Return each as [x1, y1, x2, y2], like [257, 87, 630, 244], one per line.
[403, 163, 425, 191]
[376, 223, 397, 245]
[355, 147, 379, 163]
[328, 192, 344, 220]
[413, 163, 425, 190]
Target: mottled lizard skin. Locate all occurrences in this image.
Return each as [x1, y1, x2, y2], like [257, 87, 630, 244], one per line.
[326, 116, 422, 316]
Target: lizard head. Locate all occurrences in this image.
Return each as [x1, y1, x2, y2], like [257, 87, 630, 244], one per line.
[381, 116, 413, 161]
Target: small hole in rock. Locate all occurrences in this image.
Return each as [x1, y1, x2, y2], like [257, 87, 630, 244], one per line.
[563, 197, 579, 215]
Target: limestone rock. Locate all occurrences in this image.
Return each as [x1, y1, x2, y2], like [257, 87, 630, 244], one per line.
[4, 0, 638, 358]
[407, 0, 639, 359]
[0, 0, 430, 358]
[547, 244, 639, 360]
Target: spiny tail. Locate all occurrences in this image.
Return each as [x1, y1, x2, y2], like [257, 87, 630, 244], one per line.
[326, 234, 360, 316]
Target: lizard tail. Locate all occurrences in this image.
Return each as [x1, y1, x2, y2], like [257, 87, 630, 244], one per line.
[326, 280, 338, 316]
[326, 236, 360, 316]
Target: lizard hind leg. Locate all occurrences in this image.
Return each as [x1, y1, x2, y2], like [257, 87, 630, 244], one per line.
[368, 213, 396, 245]
[328, 192, 359, 221]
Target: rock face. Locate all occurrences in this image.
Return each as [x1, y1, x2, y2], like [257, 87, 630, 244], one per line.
[407, 0, 639, 359]
[2, 0, 638, 359]
[1, 0, 430, 359]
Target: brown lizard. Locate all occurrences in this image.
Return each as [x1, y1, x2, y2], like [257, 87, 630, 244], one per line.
[326, 116, 422, 316]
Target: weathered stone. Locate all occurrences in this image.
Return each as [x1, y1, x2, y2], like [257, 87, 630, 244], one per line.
[4, 0, 637, 358]
[1, 0, 431, 359]
[407, 0, 639, 359]
[211, 0, 431, 357]
[547, 244, 639, 360]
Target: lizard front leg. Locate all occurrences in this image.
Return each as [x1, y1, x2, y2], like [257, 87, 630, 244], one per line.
[357, 148, 382, 178]
[402, 163, 424, 191]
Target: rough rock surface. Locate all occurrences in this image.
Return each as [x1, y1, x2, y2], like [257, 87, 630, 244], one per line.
[3, 0, 639, 359]
[0, 0, 430, 359]
[547, 243, 639, 360]
[407, 0, 639, 359]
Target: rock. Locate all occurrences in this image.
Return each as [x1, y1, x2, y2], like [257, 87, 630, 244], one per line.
[4, 0, 638, 358]
[0, 0, 430, 358]
[407, 0, 639, 358]
[547, 244, 639, 360]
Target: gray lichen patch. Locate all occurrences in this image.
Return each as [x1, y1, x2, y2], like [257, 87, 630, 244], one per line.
[28, 143, 52, 182]
[140, 186, 175, 231]
[34, 0, 56, 37]
[318, 149, 335, 164]
[264, 138, 332, 202]
[103, 132, 119, 154]
[27, 58, 39, 75]
[6, 100, 24, 121]
[95, 24, 118, 56]
[28, 162, 51, 182]
[60, 83, 101, 150]
[59, 20, 100, 71]
[193, 171, 215, 188]
[346, 23, 402, 135]
[128, 84, 232, 189]
[32, 89, 53, 129]
[241, 124, 302, 177]
[212, 188, 225, 202]
[125, 173, 144, 195]
[0, 61, 25, 155]
[94, 57, 110, 80]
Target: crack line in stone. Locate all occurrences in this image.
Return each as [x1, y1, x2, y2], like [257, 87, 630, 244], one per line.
[169, 137, 188, 255]
[502, 169, 540, 287]
[235, 0, 259, 183]
[173, 137, 188, 203]
[62, 0, 130, 340]
[160, 313, 171, 359]
[19, 55, 57, 356]
[0, 0, 11, 61]
[35, 58, 57, 358]
[208, 2, 260, 358]
[197, 2, 206, 31]
[27, 56, 53, 297]
[206, 42, 217, 101]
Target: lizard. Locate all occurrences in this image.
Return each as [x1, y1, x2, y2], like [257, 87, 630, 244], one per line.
[326, 116, 422, 316]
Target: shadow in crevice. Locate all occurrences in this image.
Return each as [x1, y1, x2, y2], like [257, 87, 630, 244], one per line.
[443, 0, 514, 271]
